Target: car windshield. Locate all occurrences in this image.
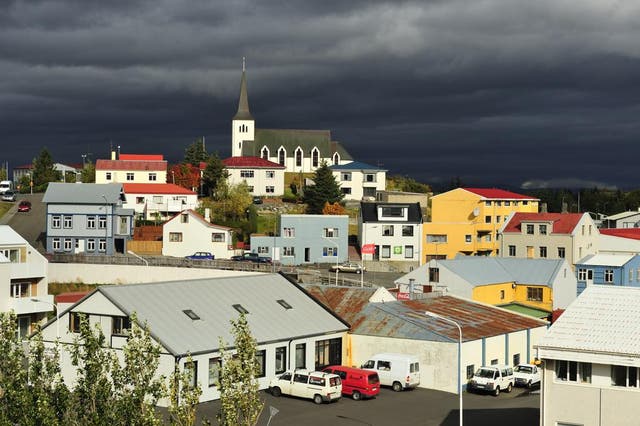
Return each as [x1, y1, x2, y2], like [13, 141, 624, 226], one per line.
[475, 368, 496, 378]
[515, 365, 533, 373]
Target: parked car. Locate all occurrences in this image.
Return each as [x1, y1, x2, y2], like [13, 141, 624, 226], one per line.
[17, 200, 31, 212]
[361, 353, 420, 392]
[467, 365, 514, 396]
[1, 191, 16, 202]
[322, 365, 380, 400]
[269, 369, 342, 404]
[513, 363, 541, 388]
[252, 196, 263, 204]
[329, 262, 365, 274]
[185, 252, 214, 260]
[231, 252, 272, 263]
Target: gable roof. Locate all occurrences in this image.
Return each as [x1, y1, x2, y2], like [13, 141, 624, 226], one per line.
[241, 129, 353, 161]
[222, 156, 285, 169]
[91, 274, 349, 357]
[360, 202, 423, 223]
[576, 253, 635, 267]
[329, 161, 387, 171]
[301, 285, 384, 325]
[0, 225, 29, 246]
[603, 210, 640, 221]
[537, 285, 640, 357]
[123, 183, 196, 195]
[164, 209, 232, 231]
[502, 212, 587, 235]
[461, 188, 538, 200]
[119, 154, 164, 161]
[96, 159, 167, 171]
[42, 183, 123, 204]
[600, 228, 640, 240]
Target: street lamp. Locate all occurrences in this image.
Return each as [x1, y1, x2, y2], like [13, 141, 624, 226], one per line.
[425, 311, 463, 426]
[322, 236, 340, 285]
[32, 298, 59, 340]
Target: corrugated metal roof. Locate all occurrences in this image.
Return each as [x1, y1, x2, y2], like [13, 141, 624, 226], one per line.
[329, 161, 387, 171]
[0, 225, 28, 245]
[577, 253, 634, 267]
[603, 210, 640, 221]
[96, 159, 167, 171]
[537, 285, 640, 355]
[222, 156, 285, 168]
[119, 154, 164, 161]
[502, 212, 586, 235]
[461, 188, 538, 200]
[301, 285, 378, 324]
[42, 183, 123, 204]
[599, 228, 640, 240]
[96, 274, 349, 356]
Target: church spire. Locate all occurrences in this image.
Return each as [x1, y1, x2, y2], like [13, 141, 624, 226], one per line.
[233, 57, 253, 120]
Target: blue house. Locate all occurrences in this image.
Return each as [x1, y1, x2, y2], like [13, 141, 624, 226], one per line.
[42, 183, 134, 255]
[250, 214, 349, 266]
[575, 253, 640, 295]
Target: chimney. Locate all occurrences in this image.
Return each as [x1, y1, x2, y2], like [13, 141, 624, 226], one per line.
[111, 150, 116, 160]
[561, 202, 568, 213]
[205, 208, 211, 222]
[540, 203, 547, 213]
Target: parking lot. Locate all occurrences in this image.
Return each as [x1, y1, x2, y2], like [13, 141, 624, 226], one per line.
[195, 386, 539, 426]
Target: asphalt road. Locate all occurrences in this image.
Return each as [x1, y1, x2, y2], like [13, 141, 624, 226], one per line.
[194, 386, 540, 426]
[1, 193, 46, 252]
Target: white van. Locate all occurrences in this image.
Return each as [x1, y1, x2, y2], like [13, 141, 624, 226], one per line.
[467, 365, 514, 396]
[361, 353, 420, 391]
[0, 181, 11, 194]
[269, 369, 342, 404]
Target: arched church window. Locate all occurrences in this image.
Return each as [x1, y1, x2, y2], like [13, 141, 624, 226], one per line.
[332, 153, 340, 165]
[295, 148, 303, 167]
[278, 148, 286, 166]
[312, 148, 319, 168]
[261, 147, 269, 160]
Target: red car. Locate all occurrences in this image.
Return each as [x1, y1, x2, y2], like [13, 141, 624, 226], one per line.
[17, 200, 31, 212]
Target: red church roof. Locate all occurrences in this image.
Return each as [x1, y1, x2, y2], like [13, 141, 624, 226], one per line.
[96, 159, 167, 171]
[502, 212, 585, 235]
[600, 228, 640, 240]
[123, 183, 196, 195]
[463, 188, 539, 200]
[119, 154, 164, 161]
[222, 156, 285, 168]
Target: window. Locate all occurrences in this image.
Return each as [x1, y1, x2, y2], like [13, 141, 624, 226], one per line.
[265, 186, 275, 193]
[485, 201, 491, 207]
[69, 312, 86, 333]
[148, 173, 157, 181]
[333, 153, 340, 165]
[485, 215, 491, 224]
[185, 361, 198, 389]
[556, 360, 591, 383]
[315, 337, 342, 369]
[63, 215, 73, 228]
[295, 148, 302, 167]
[135, 196, 144, 204]
[278, 148, 286, 166]
[381, 206, 404, 217]
[427, 234, 447, 243]
[496, 201, 502, 206]
[402, 226, 414, 236]
[257, 246, 270, 254]
[52, 215, 61, 228]
[261, 147, 269, 160]
[283, 247, 295, 256]
[381, 245, 391, 258]
[275, 347, 287, 374]
[341, 173, 351, 181]
[87, 239, 95, 251]
[153, 195, 163, 204]
[11, 282, 30, 298]
[98, 239, 106, 252]
[578, 268, 587, 281]
[256, 350, 266, 378]
[513, 354, 520, 366]
[87, 216, 96, 229]
[265, 170, 275, 179]
[283, 227, 295, 237]
[496, 215, 501, 223]
[605, 269, 614, 283]
[112, 316, 131, 335]
[169, 232, 183, 242]
[324, 228, 339, 238]
[208, 358, 221, 387]
[465, 235, 472, 243]
[52, 238, 61, 250]
[211, 233, 225, 242]
[539, 246, 547, 258]
[364, 173, 376, 182]
[405, 245, 414, 259]
[526, 224, 534, 235]
[98, 216, 107, 229]
[341, 188, 352, 195]
[126, 172, 134, 181]
[500, 289, 505, 300]
[491, 359, 498, 365]
[240, 170, 254, 178]
[466, 365, 475, 379]
[382, 225, 394, 236]
[558, 247, 565, 258]
[508, 245, 516, 256]
[105, 172, 112, 180]
[527, 287, 543, 301]
[296, 343, 306, 368]
[323, 247, 338, 257]
[312, 149, 319, 168]
[64, 239, 73, 251]
[504, 201, 510, 206]
[429, 267, 439, 282]
[539, 224, 547, 235]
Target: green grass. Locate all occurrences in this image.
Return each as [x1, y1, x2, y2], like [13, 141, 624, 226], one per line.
[0, 202, 13, 218]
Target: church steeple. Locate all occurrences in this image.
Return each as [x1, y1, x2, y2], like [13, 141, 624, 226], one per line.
[233, 57, 253, 120]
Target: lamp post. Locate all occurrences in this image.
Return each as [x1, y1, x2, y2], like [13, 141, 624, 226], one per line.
[32, 298, 59, 340]
[322, 236, 340, 285]
[425, 311, 463, 426]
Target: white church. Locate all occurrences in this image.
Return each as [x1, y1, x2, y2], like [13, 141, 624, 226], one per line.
[230, 63, 355, 174]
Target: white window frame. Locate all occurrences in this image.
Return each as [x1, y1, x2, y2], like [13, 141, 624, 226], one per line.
[87, 216, 96, 229]
[63, 215, 73, 229]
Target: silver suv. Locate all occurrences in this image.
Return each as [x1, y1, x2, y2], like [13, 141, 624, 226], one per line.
[467, 365, 514, 396]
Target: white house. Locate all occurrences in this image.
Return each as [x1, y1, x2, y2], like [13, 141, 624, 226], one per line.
[96, 153, 168, 184]
[222, 156, 286, 196]
[162, 210, 235, 259]
[0, 226, 53, 338]
[537, 285, 640, 426]
[39, 274, 349, 406]
[330, 161, 387, 201]
[123, 183, 198, 221]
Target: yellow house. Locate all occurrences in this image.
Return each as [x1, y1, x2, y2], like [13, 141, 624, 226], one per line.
[423, 187, 539, 263]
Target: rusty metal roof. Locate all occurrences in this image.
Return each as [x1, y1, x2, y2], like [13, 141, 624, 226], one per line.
[301, 285, 377, 325]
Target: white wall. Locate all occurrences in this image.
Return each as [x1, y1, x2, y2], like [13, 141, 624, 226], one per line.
[225, 168, 285, 196]
[124, 193, 198, 220]
[162, 213, 235, 259]
[96, 169, 167, 184]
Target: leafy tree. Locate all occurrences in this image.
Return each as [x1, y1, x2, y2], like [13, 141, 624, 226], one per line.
[169, 163, 200, 192]
[202, 154, 227, 199]
[303, 161, 343, 214]
[184, 138, 209, 166]
[32, 147, 59, 190]
[168, 354, 202, 426]
[322, 202, 346, 215]
[226, 182, 252, 221]
[0, 312, 31, 425]
[217, 313, 264, 426]
[81, 160, 96, 183]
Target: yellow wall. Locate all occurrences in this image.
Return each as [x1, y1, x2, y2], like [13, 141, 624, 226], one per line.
[471, 283, 552, 311]
[514, 284, 552, 311]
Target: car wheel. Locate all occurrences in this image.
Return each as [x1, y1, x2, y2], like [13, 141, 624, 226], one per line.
[392, 381, 403, 392]
[493, 386, 500, 396]
[271, 387, 281, 397]
[313, 394, 323, 404]
[352, 391, 362, 401]
[526, 380, 532, 389]
[356, 269, 361, 274]
[506, 383, 512, 393]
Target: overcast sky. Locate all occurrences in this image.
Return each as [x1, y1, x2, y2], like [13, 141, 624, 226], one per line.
[2, 0, 639, 190]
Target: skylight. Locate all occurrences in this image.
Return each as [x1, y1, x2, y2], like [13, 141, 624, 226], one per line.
[232, 304, 249, 314]
[183, 309, 200, 320]
[276, 299, 292, 310]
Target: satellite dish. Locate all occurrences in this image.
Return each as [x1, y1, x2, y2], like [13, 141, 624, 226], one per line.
[472, 207, 480, 217]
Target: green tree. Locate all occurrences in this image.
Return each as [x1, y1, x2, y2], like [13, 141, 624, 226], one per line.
[202, 154, 227, 199]
[217, 313, 264, 426]
[81, 160, 96, 183]
[32, 147, 59, 190]
[183, 138, 209, 166]
[226, 182, 252, 221]
[168, 354, 202, 426]
[0, 312, 31, 425]
[303, 161, 343, 214]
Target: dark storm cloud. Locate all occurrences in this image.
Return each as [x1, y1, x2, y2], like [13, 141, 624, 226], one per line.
[1, 0, 640, 189]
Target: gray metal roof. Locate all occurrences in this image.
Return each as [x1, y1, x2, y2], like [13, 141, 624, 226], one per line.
[329, 161, 387, 171]
[42, 183, 123, 204]
[97, 274, 349, 356]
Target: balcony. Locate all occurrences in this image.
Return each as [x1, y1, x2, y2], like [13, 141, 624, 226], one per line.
[9, 294, 54, 315]
[9, 261, 47, 280]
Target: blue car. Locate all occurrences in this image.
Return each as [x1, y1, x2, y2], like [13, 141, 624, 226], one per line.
[185, 252, 214, 260]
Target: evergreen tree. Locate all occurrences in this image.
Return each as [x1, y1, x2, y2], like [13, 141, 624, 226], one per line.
[202, 154, 228, 199]
[217, 313, 264, 426]
[32, 147, 59, 191]
[303, 161, 344, 214]
[183, 138, 209, 166]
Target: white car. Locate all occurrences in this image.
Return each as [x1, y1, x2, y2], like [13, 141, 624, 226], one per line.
[467, 365, 514, 396]
[513, 363, 541, 388]
[269, 369, 342, 404]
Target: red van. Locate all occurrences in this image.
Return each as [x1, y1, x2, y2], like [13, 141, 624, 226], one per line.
[322, 365, 380, 400]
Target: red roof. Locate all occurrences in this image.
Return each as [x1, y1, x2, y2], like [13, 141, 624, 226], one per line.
[123, 183, 196, 195]
[222, 156, 285, 168]
[55, 291, 89, 304]
[96, 159, 167, 171]
[119, 154, 164, 161]
[502, 212, 585, 234]
[463, 188, 539, 200]
[600, 228, 640, 240]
